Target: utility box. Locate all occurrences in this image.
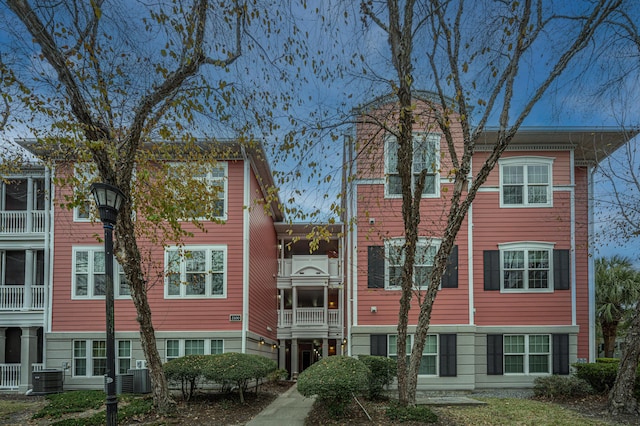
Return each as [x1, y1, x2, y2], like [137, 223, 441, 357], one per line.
[32, 370, 63, 395]
[128, 368, 151, 394]
[116, 373, 134, 394]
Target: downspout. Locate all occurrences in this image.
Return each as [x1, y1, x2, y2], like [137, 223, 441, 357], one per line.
[241, 152, 251, 354]
[587, 165, 596, 362]
[468, 160, 474, 325]
[44, 167, 53, 367]
[344, 134, 355, 356]
[570, 150, 577, 327]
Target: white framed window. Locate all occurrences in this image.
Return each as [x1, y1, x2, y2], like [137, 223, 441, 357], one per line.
[499, 157, 553, 207]
[72, 339, 131, 377]
[385, 133, 440, 198]
[499, 242, 554, 292]
[72, 247, 129, 299]
[168, 162, 227, 220]
[386, 238, 440, 290]
[388, 334, 438, 375]
[118, 341, 132, 374]
[73, 164, 98, 222]
[165, 339, 224, 361]
[165, 246, 227, 298]
[504, 334, 550, 374]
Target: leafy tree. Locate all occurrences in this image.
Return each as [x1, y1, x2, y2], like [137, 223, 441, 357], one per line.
[596, 256, 640, 358]
[348, 0, 628, 406]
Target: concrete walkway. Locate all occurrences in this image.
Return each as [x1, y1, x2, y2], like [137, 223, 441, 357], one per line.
[246, 383, 315, 426]
[245, 384, 490, 425]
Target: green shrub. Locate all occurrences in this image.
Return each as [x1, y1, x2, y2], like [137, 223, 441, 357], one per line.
[573, 360, 640, 395]
[163, 354, 209, 400]
[533, 375, 593, 399]
[267, 368, 289, 382]
[385, 401, 438, 423]
[595, 357, 619, 364]
[203, 352, 277, 403]
[297, 356, 369, 417]
[359, 355, 396, 400]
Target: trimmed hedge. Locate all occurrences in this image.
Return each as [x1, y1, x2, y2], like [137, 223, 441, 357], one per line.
[573, 359, 640, 395]
[163, 354, 209, 400]
[359, 355, 397, 400]
[533, 375, 593, 399]
[163, 352, 277, 402]
[297, 356, 369, 417]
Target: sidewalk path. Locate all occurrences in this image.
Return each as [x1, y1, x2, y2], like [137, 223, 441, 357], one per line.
[246, 383, 315, 426]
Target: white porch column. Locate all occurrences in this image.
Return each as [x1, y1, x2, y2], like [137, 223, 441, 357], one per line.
[23, 250, 33, 310]
[323, 286, 328, 326]
[278, 341, 286, 372]
[26, 177, 33, 232]
[291, 338, 299, 379]
[20, 327, 38, 392]
[292, 286, 298, 326]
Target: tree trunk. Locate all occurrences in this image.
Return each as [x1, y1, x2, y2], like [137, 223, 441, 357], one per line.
[117, 209, 176, 414]
[601, 320, 620, 358]
[608, 308, 640, 415]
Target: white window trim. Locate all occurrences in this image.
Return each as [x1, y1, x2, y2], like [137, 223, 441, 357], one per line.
[117, 340, 132, 374]
[388, 334, 439, 376]
[72, 246, 130, 299]
[72, 339, 131, 377]
[164, 245, 228, 299]
[165, 338, 225, 361]
[384, 133, 441, 199]
[503, 334, 551, 375]
[168, 161, 228, 221]
[499, 157, 554, 208]
[498, 242, 555, 293]
[385, 237, 441, 291]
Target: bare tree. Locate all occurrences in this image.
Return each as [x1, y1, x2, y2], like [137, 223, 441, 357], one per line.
[356, 0, 626, 406]
[3, 0, 244, 413]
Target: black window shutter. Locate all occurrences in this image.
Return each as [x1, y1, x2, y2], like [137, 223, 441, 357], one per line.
[484, 250, 500, 291]
[370, 334, 388, 356]
[439, 334, 457, 377]
[487, 334, 503, 375]
[368, 246, 385, 289]
[553, 334, 570, 375]
[441, 246, 459, 289]
[554, 249, 570, 290]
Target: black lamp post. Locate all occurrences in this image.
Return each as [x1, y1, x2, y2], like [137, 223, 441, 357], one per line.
[90, 182, 125, 426]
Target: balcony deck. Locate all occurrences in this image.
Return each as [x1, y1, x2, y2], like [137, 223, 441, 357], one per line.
[0, 211, 46, 234]
[0, 286, 45, 311]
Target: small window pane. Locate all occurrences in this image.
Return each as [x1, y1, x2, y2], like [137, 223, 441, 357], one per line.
[75, 252, 88, 273]
[503, 166, 524, 184]
[419, 355, 437, 375]
[529, 335, 549, 353]
[504, 335, 525, 353]
[166, 340, 180, 359]
[528, 186, 547, 204]
[76, 275, 88, 296]
[94, 275, 106, 296]
[185, 340, 204, 355]
[211, 339, 223, 354]
[93, 252, 105, 273]
[211, 274, 224, 295]
[528, 165, 548, 184]
[505, 355, 524, 373]
[529, 355, 549, 373]
[503, 186, 523, 204]
[211, 251, 224, 272]
[388, 175, 402, 195]
[74, 341, 87, 357]
[423, 335, 437, 354]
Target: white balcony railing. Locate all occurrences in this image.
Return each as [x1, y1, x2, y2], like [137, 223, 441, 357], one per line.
[279, 308, 342, 327]
[32, 363, 44, 372]
[0, 285, 45, 310]
[0, 210, 46, 234]
[0, 364, 20, 390]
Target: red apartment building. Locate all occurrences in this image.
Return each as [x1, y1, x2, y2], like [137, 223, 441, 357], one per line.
[343, 93, 632, 389]
[0, 93, 632, 391]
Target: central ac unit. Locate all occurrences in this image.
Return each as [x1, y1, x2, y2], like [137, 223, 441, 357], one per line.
[135, 359, 147, 369]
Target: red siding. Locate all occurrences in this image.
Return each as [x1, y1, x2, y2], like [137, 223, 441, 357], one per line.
[51, 161, 251, 333]
[248, 169, 278, 341]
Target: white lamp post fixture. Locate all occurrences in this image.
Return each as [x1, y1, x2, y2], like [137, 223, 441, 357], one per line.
[90, 182, 125, 426]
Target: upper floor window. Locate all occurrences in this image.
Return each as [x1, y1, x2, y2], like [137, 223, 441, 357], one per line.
[73, 247, 129, 299]
[165, 246, 227, 298]
[385, 133, 440, 198]
[168, 162, 227, 220]
[499, 157, 553, 207]
[1, 177, 45, 211]
[499, 242, 554, 292]
[73, 164, 98, 221]
[386, 238, 440, 290]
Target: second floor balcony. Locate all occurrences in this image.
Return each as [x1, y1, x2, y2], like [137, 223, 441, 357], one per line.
[0, 210, 46, 234]
[278, 307, 342, 327]
[0, 285, 45, 311]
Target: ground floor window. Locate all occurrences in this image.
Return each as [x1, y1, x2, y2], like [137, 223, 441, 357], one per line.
[504, 334, 550, 374]
[165, 339, 224, 361]
[73, 339, 131, 377]
[388, 334, 438, 375]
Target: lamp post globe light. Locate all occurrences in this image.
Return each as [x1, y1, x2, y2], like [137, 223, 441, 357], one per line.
[90, 182, 126, 426]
